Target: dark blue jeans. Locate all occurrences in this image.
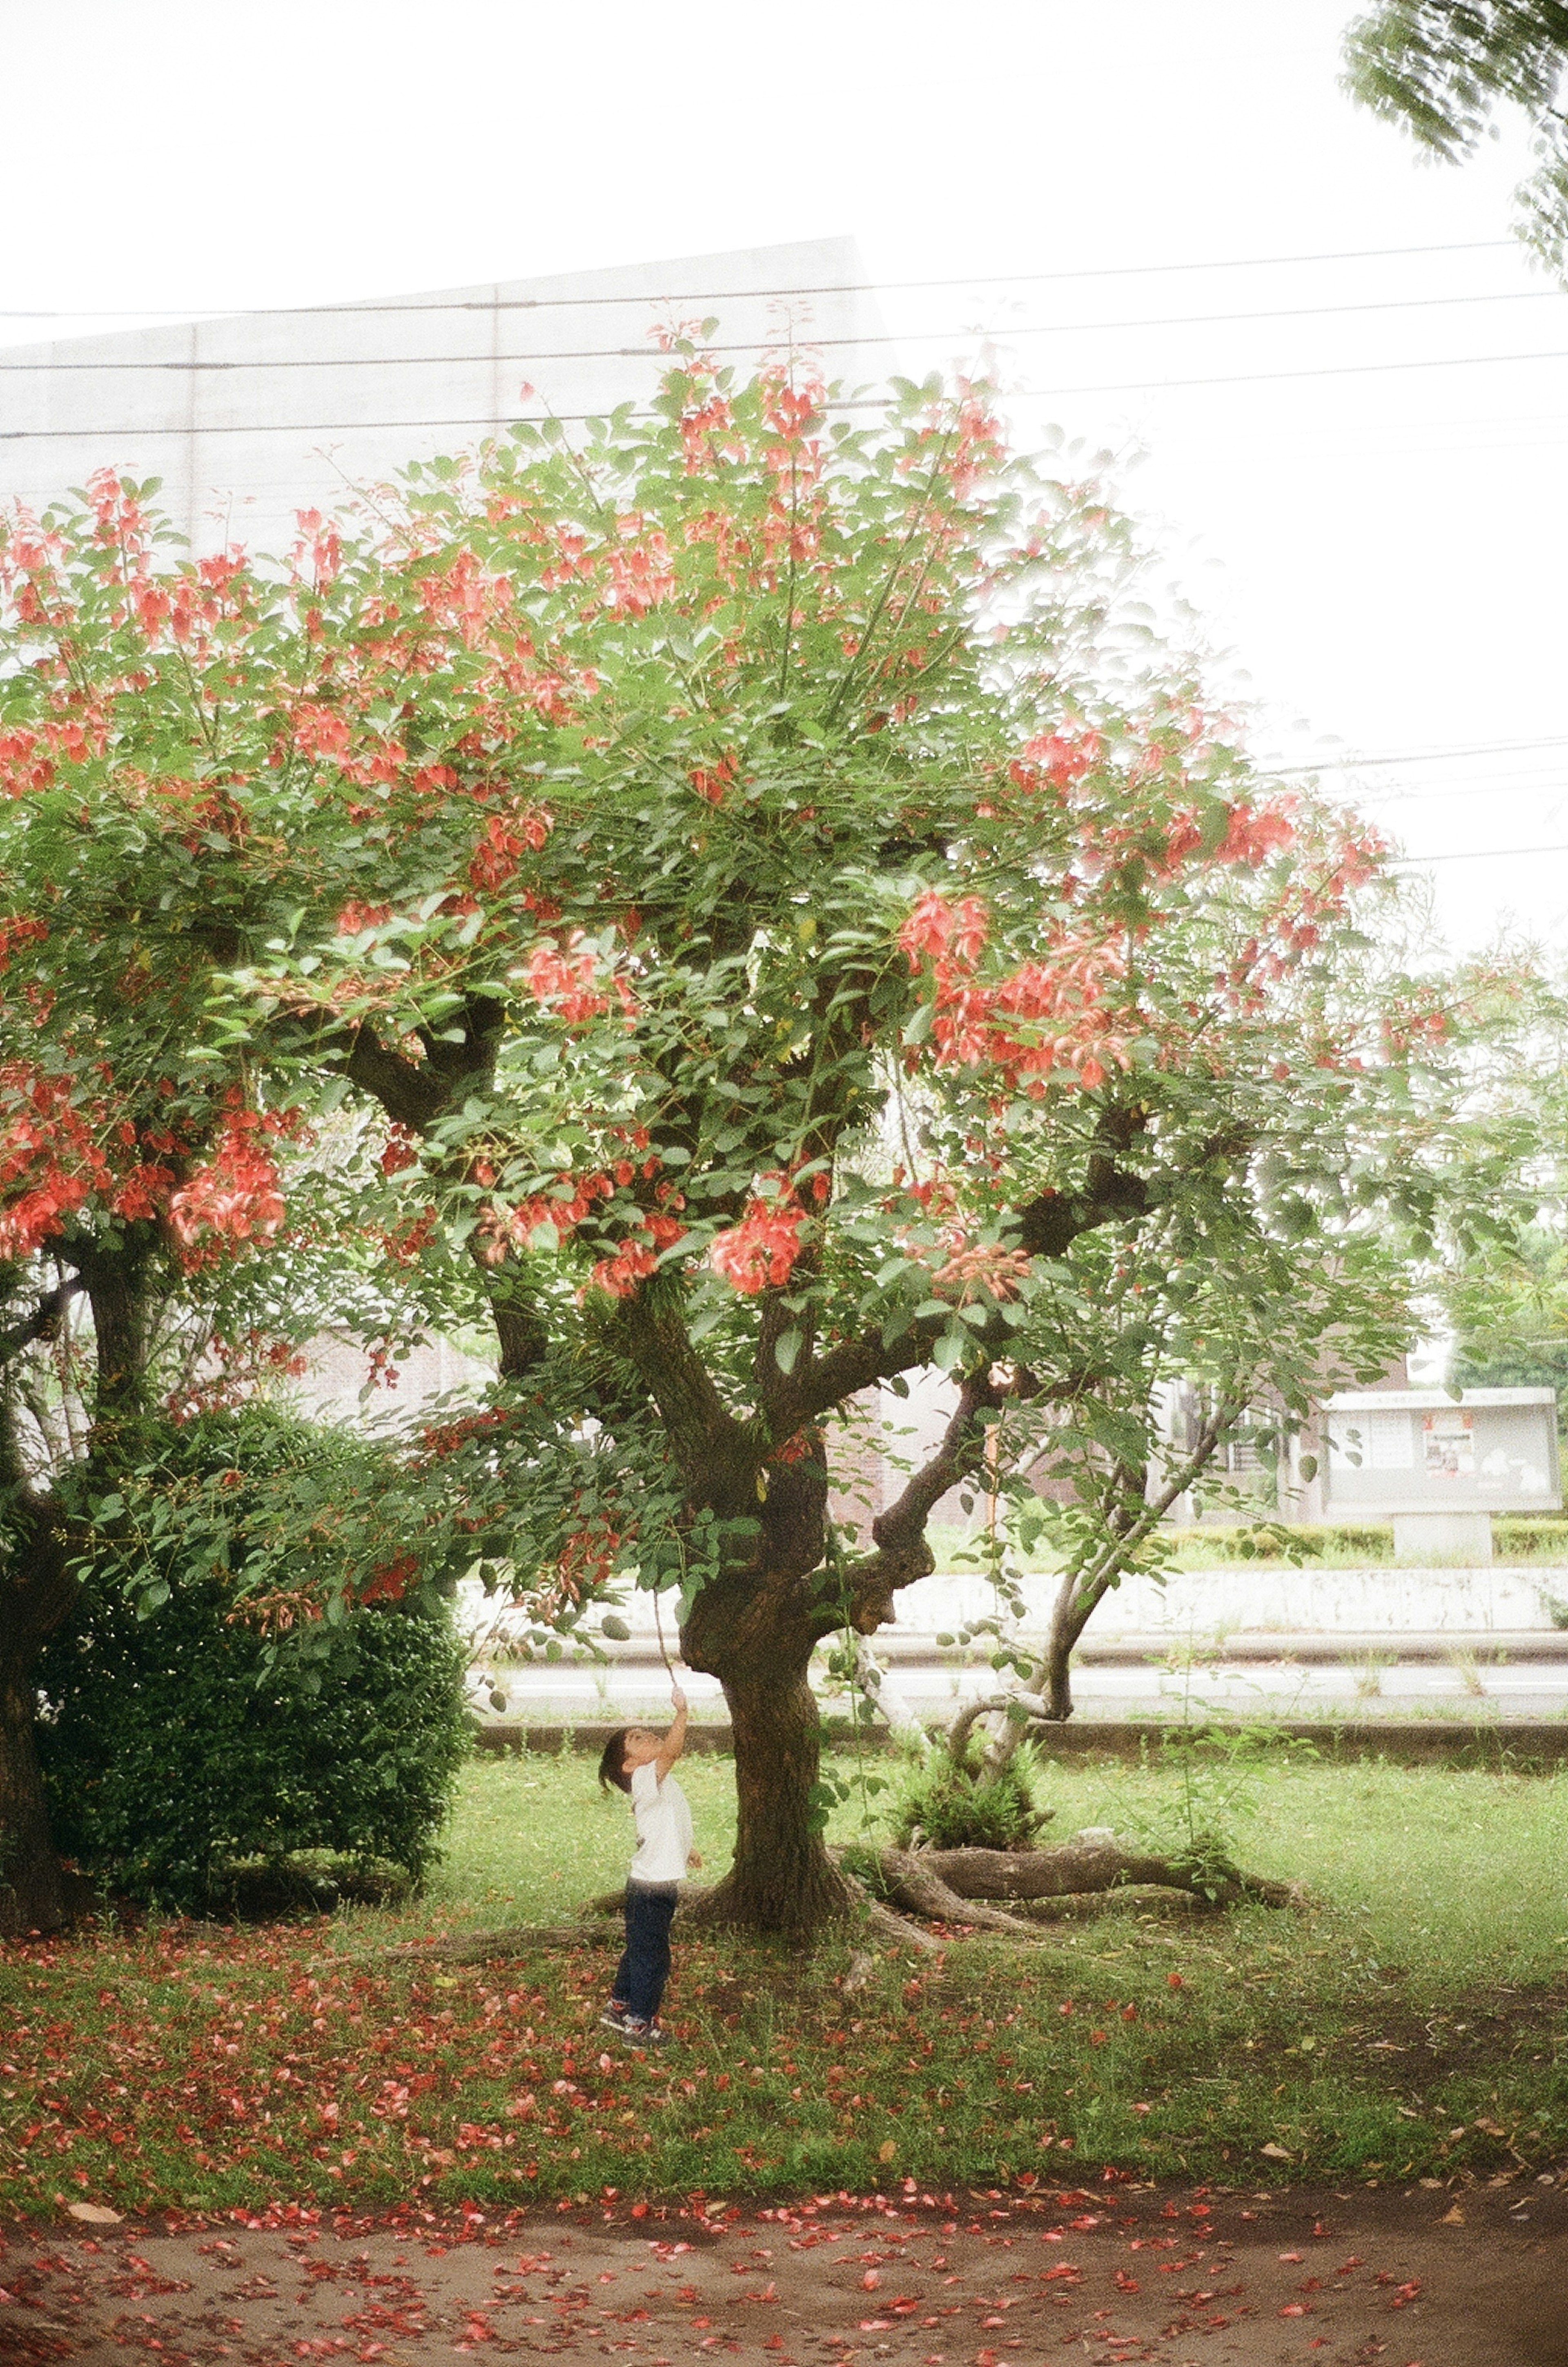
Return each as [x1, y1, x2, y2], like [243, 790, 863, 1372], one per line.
[612, 1881, 679, 2022]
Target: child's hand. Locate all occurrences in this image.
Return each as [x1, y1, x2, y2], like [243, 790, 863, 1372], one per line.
[687, 1849, 703, 1870]
[670, 1682, 688, 1713]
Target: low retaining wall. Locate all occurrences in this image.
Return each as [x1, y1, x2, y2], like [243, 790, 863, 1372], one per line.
[473, 1717, 1568, 1767]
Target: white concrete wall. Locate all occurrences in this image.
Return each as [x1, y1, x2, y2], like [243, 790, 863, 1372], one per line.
[887, 1562, 1565, 1638]
[290, 1332, 496, 1432]
[0, 236, 888, 557]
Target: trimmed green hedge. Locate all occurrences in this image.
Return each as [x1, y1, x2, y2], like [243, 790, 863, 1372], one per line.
[1170, 1515, 1568, 1565]
[38, 1574, 468, 1912]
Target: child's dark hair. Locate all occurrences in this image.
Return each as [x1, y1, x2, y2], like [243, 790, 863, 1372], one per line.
[598, 1728, 634, 1794]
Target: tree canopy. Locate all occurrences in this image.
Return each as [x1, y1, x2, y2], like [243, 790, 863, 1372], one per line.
[1345, 2, 1568, 269]
[0, 350, 1505, 1932]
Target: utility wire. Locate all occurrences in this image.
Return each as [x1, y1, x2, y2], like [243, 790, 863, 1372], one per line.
[1391, 841, 1568, 863]
[10, 334, 1568, 446]
[1267, 737, 1568, 777]
[0, 236, 1520, 321]
[1006, 345, 1568, 402]
[1, 286, 1559, 375]
[10, 344, 1568, 446]
[1355, 775, 1568, 804]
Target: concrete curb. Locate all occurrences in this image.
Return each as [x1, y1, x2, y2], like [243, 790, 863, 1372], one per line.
[472, 1716, 1568, 1764]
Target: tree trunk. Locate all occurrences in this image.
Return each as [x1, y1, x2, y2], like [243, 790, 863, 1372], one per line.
[690, 1655, 858, 1938]
[0, 1556, 77, 1939]
[73, 1236, 156, 1425]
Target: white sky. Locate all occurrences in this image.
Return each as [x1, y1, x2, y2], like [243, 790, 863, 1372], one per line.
[2, 0, 1563, 954]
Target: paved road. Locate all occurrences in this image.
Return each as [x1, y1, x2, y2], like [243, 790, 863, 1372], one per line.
[470, 1629, 1568, 1729]
[4, 2181, 1565, 2365]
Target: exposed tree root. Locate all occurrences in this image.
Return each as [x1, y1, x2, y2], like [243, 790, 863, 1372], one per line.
[862, 1896, 944, 1952]
[381, 1833, 1299, 1967]
[872, 1836, 1303, 1925]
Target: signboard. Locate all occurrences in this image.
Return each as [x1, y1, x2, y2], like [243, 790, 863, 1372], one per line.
[1321, 1388, 1560, 1516]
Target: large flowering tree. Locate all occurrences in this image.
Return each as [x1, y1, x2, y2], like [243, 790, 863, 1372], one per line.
[0, 364, 1488, 1935]
[0, 479, 477, 1933]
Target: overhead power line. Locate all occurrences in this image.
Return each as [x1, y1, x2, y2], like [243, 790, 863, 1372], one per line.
[12, 335, 1568, 451]
[0, 285, 1559, 377]
[1009, 345, 1568, 401]
[9, 340, 1568, 448]
[1391, 841, 1568, 863]
[1356, 773, 1568, 805]
[0, 236, 1519, 322]
[1265, 736, 1568, 776]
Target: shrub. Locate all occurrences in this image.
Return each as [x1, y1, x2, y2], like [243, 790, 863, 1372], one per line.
[889, 1743, 1051, 1852]
[36, 1410, 470, 1911]
[37, 1575, 468, 1910]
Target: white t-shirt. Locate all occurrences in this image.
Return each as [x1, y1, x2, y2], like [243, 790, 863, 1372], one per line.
[628, 1761, 693, 1886]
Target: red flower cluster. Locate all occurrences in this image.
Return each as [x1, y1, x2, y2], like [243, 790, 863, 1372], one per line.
[418, 1406, 511, 1461]
[290, 507, 343, 588]
[899, 889, 990, 966]
[583, 1210, 687, 1301]
[169, 1110, 289, 1255]
[379, 1123, 421, 1177]
[584, 1238, 659, 1297]
[474, 1170, 617, 1266]
[1217, 802, 1294, 867]
[334, 900, 393, 937]
[709, 1194, 806, 1294]
[469, 805, 552, 891]
[678, 390, 744, 474]
[899, 889, 1129, 1094]
[524, 941, 609, 1024]
[0, 1064, 174, 1257]
[0, 731, 56, 798]
[604, 518, 676, 615]
[690, 753, 737, 806]
[0, 923, 48, 990]
[290, 704, 352, 760]
[357, 1553, 418, 1605]
[1008, 729, 1102, 796]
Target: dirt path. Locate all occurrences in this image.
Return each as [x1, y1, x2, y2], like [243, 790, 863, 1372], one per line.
[2, 2180, 1564, 2366]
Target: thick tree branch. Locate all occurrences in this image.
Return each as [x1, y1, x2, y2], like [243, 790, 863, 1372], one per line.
[333, 1004, 556, 1382]
[789, 1151, 1160, 1430]
[336, 996, 507, 1131]
[610, 1287, 749, 1507]
[835, 1366, 1004, 1634]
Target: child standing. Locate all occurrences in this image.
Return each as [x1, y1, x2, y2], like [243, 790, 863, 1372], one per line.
[597, 1682, 701, 2044]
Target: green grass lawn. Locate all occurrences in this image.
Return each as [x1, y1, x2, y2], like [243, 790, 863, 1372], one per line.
[2, 1748, 1566, 2219]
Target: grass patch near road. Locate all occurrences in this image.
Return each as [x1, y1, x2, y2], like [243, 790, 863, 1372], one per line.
[2, 1752, 1566, 2218]
[922, 1514, 1568, 1571]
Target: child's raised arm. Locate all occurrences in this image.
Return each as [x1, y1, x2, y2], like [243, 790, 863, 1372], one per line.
[654, 1684, 687, 1780]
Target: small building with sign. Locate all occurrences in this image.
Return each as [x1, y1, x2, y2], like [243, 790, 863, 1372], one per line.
[1316, 1386, 1561, 1561]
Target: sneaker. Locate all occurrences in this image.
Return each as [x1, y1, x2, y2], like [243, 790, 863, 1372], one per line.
[643, 2021, 672, 2048]
[599, 2002, 635, 2034]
